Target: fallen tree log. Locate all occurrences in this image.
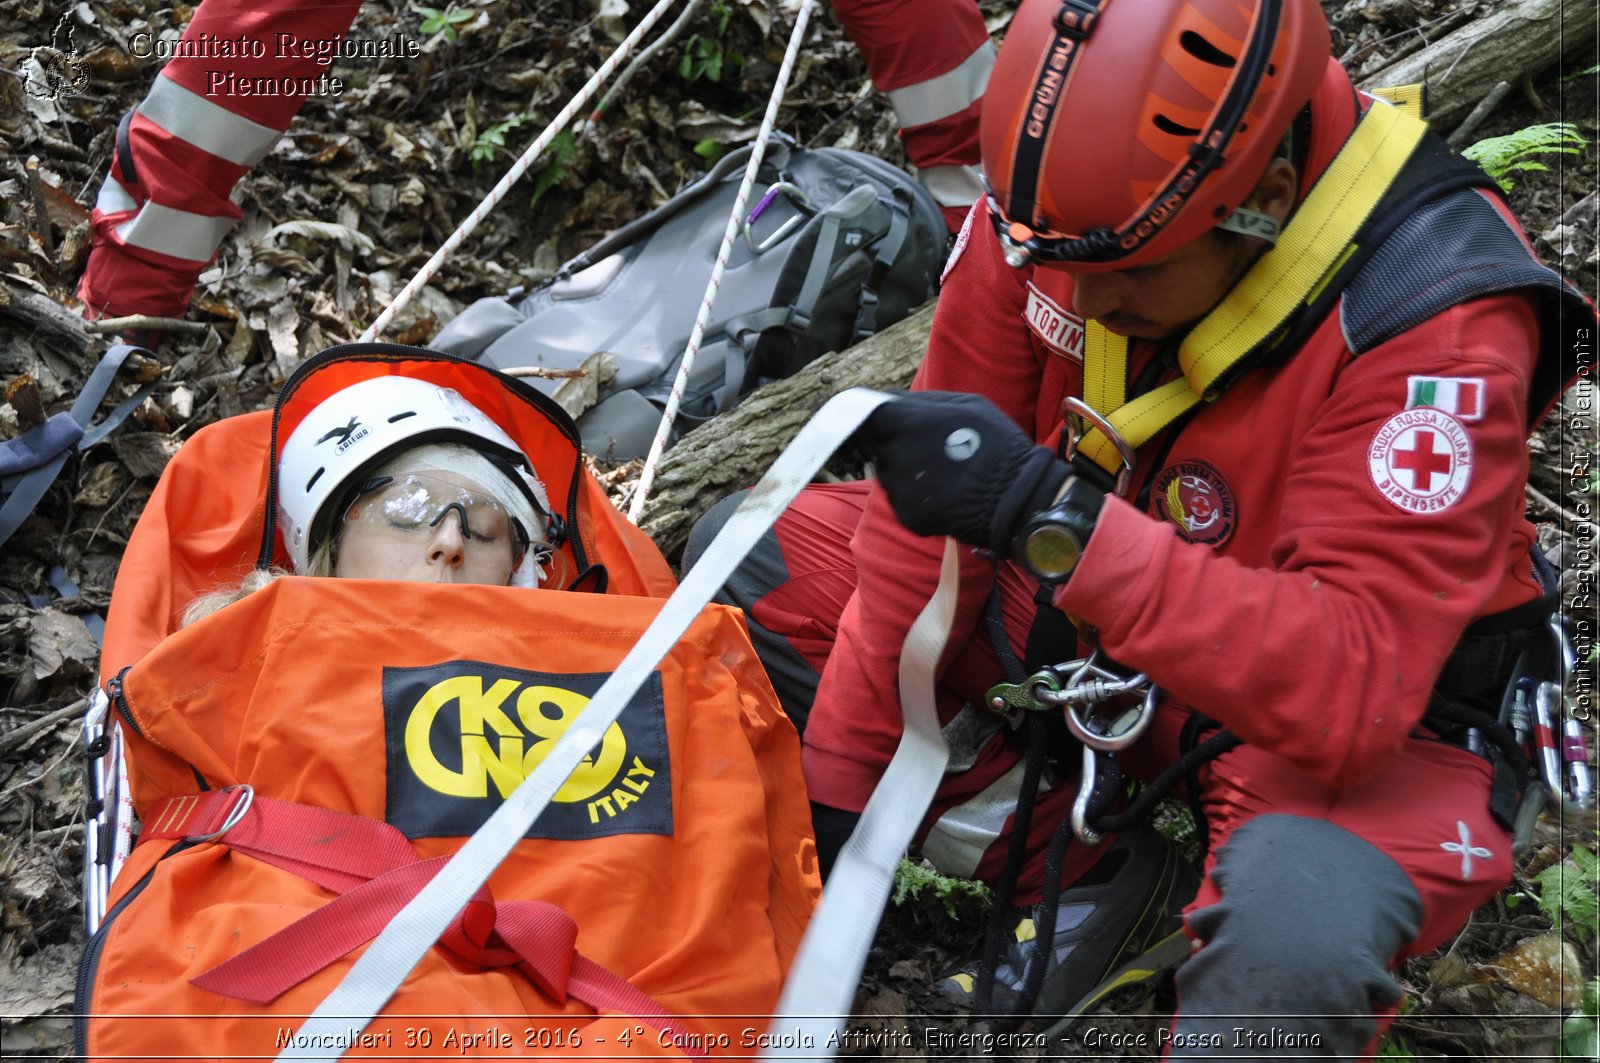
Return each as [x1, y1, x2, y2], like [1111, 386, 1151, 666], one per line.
[1357, 0, 1598, 133]
[636, 300, 935, 556]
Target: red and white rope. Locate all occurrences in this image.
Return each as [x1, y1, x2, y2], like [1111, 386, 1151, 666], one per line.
[360, 0, 685, 343]
[626, 0, 819, 523]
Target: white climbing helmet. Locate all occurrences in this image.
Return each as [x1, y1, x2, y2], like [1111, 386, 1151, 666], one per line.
[276, 375, 555, 574]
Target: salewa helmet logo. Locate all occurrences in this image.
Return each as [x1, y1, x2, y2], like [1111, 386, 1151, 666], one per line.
[315, 416, 370, 453]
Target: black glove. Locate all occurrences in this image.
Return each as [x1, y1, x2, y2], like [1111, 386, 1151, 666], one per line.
[857, 391, 1070, 553]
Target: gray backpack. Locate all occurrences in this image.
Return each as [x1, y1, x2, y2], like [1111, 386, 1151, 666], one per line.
[431, 133, 946, 459]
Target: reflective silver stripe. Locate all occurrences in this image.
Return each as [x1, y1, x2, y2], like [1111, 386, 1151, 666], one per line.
[920, 758, 1040, 878]
[93, 175, 139, 216]
[919, 164, 985, 208]
[137, 75, 284, 167]
[114, 202, 235, 262]
[886, 42, 995, 129]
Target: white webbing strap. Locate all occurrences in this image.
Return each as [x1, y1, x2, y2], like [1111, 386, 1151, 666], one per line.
[276, 387, 897, 1061]
[761, 539, 958, 1057]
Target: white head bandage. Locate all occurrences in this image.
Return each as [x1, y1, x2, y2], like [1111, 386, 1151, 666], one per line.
[361, 442, 553, 585]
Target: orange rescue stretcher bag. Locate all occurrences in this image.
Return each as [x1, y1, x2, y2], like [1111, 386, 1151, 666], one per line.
[76, 345, 820, 1061]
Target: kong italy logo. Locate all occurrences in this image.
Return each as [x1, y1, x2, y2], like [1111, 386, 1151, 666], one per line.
[383, 660, 672, 840]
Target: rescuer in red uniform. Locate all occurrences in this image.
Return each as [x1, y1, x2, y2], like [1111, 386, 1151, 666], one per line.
[688, 0, 1592, 1051]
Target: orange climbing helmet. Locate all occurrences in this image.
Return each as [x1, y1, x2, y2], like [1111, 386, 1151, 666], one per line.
[980, 0, 1332, 270]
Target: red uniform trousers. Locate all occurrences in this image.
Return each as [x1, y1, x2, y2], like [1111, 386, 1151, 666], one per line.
[830, 0, 993, 229]
[79, 1, 987, 319]
[78, 0, 366, 319]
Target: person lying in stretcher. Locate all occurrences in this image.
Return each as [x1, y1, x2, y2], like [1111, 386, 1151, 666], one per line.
[79, 345, 818, 1062]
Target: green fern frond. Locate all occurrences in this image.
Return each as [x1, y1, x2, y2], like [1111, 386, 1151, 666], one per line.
[1533, 845, 1600, 940]
[1462, 123, 1587, 192]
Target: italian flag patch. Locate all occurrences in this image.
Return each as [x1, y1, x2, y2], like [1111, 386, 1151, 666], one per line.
[1406, 376, 1485, 421]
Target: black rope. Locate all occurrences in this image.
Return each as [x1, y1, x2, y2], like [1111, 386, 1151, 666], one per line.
[1092, 730, 1242, 835]
[973, 712, 1051, 1021]
[1010, 803, 1079, 1029]
[1424, 698, 1536, 789]
[974, 585, 1048, 1019]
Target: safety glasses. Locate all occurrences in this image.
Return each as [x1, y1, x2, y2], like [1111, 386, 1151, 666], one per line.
[341, 472, 530, 564]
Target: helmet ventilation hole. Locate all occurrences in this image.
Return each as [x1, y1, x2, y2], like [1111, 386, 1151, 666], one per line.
[387, 411, 417, 423]
[306, 467, 324, 492]
[1179, 31, 1236, 68]
[1153, 114, 1202, 137]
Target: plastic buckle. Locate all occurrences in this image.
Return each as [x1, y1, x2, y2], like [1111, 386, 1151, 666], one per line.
[185, 784, 254, 843]
[1060, 396, 1136, 497]
[1053, 0, 1103, 40]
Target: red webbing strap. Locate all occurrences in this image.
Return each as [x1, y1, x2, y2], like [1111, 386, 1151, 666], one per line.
[140, 792, 704, 1058]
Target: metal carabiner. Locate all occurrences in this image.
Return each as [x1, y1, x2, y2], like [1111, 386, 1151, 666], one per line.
[1063, 682, 1158, 752]
[1034, 652, 1158, 752]
[1537, 615, 1592, 810]
[1060, 396, 1136, 497]
[1548, 612, 1576, 688]
[743, 181, 811, 253]
[1070, 744, 1103, 845]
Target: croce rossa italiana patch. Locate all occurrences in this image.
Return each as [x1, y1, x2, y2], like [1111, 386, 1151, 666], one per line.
[383, 660, 672, 840]
[1367, 407, 1473, 514]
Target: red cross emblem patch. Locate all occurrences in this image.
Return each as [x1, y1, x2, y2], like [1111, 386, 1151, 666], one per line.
[1367, 408, 1474, 513]
[1152, 460, 1237, 545]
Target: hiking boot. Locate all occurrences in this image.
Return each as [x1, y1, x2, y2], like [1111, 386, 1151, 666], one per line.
[934, 826, 1199, 1022]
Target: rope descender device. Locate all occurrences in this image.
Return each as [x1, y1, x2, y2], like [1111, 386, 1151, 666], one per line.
[985, 649, 1158, 844]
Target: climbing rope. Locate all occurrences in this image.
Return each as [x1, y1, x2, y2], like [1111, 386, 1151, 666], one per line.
[626, 0, 819, 523]
[577, 0, 706, 139]
[359, 0, 685, 343]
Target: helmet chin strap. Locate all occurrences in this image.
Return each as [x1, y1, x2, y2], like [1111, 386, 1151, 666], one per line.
[1217, 206, 1280, 243]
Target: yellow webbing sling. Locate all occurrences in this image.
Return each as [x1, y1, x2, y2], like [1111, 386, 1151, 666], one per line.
[1074, 97, 1429, 479]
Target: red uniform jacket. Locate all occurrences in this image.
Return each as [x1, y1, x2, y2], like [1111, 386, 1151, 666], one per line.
[802, 78, 1560, 810]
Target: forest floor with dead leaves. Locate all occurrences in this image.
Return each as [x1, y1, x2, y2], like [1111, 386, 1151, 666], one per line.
[1, 0, 1598, 1059]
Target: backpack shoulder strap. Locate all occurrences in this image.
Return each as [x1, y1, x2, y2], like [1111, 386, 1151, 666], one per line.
[0, 344, 158, 549]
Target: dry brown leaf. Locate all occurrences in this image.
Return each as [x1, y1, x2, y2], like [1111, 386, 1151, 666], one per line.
[72, 461, 125, 508]
[262, 220, 375, 253]
[267, 301, 301, 377]
[1479, 932, 1584, 1009]
[26, 608, 97, 681]
[28, 174, 89, 234]
[109, 431, 178, 480]
[4, 375, 45, 430]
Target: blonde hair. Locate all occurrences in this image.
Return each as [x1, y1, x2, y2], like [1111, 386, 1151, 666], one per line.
[180, 544, 335, 628]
